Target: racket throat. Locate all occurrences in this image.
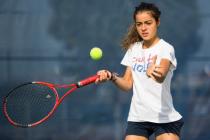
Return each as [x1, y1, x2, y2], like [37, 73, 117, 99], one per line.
[76, 82, 83, 88]
[76, 75, 98, 88]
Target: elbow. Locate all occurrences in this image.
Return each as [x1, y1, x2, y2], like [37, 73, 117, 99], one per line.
[117, 74, 133, 92]
[152, 73, 166, 83]
[121, 86, 132, 92]
[116, 79, 132, 92]
[155, 75, 166, 83]
[121, 81, 133, 92]
[156, 78, 165, 83]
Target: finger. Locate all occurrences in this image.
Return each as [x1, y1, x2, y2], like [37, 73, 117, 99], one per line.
[105, 70, 112, 80]
[155, 65, 168, 69]
[101, 71, 109, 81]
[99, 74, 105, 81]
[95, 78, 99, 84]
[96, 72, 104, 82]
[154, 67, 162, 73]
[97, 70, 104, 76]
[149, 73, 156, 80]
[155, 65, 162, 68]
[97, 70, 106, 77]
[152, 70, 162, 77]
[104, 71, 110, 80]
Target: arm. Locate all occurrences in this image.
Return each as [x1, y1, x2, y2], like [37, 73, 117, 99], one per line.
[96, 67, 133, 92]
[146, 58, 171, 83]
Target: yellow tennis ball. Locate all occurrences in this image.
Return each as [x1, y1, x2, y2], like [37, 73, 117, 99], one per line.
[90, 47, 103, 60]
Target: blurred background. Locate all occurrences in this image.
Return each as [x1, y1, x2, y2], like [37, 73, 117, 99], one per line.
[0, 0, 210, 139]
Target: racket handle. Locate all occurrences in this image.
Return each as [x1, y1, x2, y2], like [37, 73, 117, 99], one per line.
[76, 75, 99, 88]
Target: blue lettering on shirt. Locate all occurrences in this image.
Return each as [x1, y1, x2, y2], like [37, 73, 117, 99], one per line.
[132, 53, 154, 73]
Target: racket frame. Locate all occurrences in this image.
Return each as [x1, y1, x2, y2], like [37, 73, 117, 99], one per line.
[3, 75, 98, 128]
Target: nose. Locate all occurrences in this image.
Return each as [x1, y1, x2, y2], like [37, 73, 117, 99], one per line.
[141, 24, 146, 30]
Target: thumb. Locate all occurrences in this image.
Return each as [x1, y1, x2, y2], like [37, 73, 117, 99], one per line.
[151, 55, 157, 65]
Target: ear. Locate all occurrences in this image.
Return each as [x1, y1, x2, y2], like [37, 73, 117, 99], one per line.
[157, 18, 160, 27]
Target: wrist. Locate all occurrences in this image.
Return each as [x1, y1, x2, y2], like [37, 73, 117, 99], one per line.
[146, 71, 151, 78]
[111, 72, 118, 82]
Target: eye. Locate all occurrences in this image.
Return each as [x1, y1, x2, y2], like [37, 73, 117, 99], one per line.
[135, 22, 142, 27]
[145, 21, 153, 25]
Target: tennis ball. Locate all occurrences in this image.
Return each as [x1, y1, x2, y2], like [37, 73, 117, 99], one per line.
[90, 47, 103, 60]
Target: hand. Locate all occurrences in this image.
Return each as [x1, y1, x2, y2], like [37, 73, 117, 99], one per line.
[146, 55, 169, 83]
[146, 55, 157, 79]
[95, 70, 112, 84]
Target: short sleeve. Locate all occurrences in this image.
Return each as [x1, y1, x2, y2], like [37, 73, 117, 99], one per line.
[121, 48, 132, 67]
[161, 45, 177, 69]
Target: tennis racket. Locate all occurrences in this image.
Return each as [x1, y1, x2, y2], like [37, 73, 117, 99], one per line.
[3, 75, 99, 128]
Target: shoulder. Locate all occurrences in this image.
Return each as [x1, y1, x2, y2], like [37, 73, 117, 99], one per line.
[128, 41, 142, 51]
[159, 39, 175, 52]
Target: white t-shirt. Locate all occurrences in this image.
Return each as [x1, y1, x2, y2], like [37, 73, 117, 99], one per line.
[121, 39, 182, 123]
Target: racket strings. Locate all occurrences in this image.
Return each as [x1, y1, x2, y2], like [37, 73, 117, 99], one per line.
[5, 83, 56, 126]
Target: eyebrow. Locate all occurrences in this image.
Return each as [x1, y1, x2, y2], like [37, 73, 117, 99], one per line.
[136, 20, 153, 23]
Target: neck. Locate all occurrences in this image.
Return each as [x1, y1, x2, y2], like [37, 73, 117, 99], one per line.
[143, 37, 160, 49]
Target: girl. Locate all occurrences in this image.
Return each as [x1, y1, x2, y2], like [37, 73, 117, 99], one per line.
[96, 2, 183, 140]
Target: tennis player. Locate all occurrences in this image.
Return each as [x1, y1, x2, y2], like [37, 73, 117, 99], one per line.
[96, 2, 184, 140]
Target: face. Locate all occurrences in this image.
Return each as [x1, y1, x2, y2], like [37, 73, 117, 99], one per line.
[135, 11, 160, 41]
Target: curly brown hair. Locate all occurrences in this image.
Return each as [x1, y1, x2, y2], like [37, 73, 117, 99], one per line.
[121, 2, 161, 50]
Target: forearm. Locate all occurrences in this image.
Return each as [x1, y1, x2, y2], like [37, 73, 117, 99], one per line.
[147, 68, 166, 83]
[111, 74, 132, 91]
[96, 67, 133, 92]
[147, 58, 170, 83]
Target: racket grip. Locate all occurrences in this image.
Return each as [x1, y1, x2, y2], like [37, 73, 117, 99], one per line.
[76, 75, 99, 88]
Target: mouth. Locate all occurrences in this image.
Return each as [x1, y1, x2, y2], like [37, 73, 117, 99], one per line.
[141, 33, 149, 37]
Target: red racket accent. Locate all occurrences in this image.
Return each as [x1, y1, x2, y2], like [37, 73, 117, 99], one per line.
[76, 75, 99, 87]
[3, 74, 99, 128]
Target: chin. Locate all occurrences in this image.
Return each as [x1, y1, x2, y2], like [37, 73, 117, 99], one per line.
[142, 37, 151, 41]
